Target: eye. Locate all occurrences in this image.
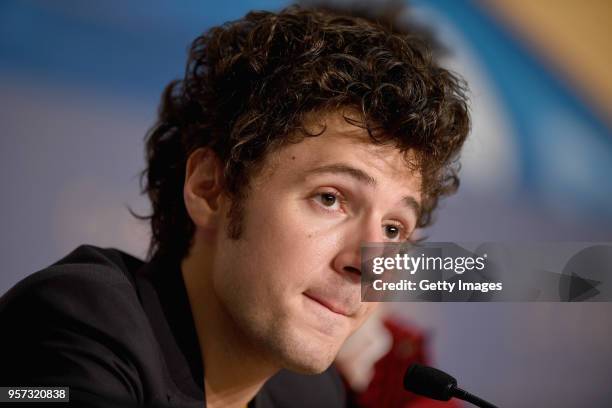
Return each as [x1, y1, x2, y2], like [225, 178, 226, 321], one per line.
[313, 191, 342, 211]
[383, 223, 405, 241]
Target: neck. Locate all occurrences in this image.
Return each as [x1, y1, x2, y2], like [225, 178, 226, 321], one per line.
[181, 238, 278, 408]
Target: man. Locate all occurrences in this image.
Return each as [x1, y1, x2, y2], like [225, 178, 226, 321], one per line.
[0, 5, 469, 408]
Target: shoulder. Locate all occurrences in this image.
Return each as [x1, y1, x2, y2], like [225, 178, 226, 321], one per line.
[3, 244, 142, 299]
[0, 245, 152, 406]
[0, 245, 146, 329]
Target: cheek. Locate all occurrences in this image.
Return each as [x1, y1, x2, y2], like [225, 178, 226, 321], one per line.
[242, 197, 338, 282]
[213, 233, 311, 311]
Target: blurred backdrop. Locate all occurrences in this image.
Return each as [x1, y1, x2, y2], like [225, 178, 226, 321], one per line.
[1, 0, 611, 406]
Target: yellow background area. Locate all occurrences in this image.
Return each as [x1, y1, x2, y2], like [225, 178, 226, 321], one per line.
[484, 0, 612, 122]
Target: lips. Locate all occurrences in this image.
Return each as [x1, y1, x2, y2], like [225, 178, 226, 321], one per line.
[304, 291, 357, 317]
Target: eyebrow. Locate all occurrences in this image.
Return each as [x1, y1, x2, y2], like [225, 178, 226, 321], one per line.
[308, 163, 376, 186]
[306, 163, 421, 216]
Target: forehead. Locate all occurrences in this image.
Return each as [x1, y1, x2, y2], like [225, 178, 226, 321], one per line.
[263, 112, 422, 192]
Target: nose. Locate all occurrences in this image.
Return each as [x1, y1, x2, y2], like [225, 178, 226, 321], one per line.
[332, 218, 382, 282]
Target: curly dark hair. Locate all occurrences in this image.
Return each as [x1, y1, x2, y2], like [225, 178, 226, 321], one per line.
[140, 5, 470, 261]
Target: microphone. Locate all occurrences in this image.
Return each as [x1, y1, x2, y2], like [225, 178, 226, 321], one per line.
[403, 363, 498, 408]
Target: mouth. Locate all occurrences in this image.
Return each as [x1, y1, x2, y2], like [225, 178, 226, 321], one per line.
[303, 292, 354, 317]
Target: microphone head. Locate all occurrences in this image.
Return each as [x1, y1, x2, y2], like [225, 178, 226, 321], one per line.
[403, 363, 457, 401]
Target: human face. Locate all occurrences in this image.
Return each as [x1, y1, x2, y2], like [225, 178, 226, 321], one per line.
[211, 113, 422, 374]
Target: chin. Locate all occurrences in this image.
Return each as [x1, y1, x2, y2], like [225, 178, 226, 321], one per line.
[271, 326, 343, 375]
[232, 301, 349, 374]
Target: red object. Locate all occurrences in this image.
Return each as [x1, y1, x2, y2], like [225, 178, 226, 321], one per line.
[346, 317, 461, 408]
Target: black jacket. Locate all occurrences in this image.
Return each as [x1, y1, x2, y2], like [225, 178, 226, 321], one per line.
[0, 245, 346, 407]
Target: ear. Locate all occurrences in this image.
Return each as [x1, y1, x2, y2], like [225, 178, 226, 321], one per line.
[183, 147, 224, 232]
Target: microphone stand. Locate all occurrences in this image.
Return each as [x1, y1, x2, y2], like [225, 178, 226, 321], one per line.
[453, 386, 498, 408]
